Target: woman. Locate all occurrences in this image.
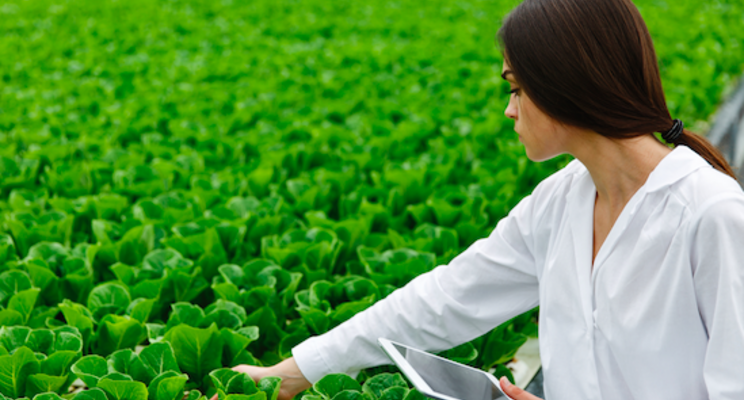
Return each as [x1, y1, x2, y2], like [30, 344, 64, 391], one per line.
[224, 0, 744, 399]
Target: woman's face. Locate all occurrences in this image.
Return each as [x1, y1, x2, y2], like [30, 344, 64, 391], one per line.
[502, 60, 570, 161]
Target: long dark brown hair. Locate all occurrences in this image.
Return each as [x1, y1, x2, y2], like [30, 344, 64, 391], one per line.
[497, 0, 736, 178]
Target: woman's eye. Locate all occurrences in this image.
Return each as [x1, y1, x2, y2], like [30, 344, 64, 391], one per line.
[509, 88, 521, 96]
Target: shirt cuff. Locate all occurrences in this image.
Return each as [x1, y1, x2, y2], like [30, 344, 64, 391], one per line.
[292, 336, 335, 384]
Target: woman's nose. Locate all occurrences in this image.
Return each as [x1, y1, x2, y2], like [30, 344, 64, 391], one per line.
[504, 99, 518, 120]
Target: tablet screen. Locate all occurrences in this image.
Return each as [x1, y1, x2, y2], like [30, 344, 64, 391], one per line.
[391, 343, 509, 400]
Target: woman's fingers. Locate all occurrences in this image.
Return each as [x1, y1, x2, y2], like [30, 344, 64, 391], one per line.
[499, 376, 543, 400]
[232, 364, 269, 377]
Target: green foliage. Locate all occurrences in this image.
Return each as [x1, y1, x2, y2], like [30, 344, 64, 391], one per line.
[0, 327, 83, 399]
[163, 324, 223, 389]
[362, 374, 408, 399]
[0, 0, 740, 397]
[208, 369, 283, 400]
[0, 347, 40, 398]
[97, 379, 148, 400]
[313, 375, 362, 400]
[304, 373, 423, 400]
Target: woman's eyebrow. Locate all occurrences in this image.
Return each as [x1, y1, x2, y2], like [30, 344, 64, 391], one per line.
[500, 70, 514, 80]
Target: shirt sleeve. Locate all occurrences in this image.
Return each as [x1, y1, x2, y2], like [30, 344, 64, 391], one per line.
[291, 191, 542, 383]
[690, 193, 744, 400]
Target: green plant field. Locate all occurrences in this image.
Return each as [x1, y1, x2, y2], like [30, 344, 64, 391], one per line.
[0, 0, 742, 399]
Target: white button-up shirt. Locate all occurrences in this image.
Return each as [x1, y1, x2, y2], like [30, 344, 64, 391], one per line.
[293, 146, 744, 400]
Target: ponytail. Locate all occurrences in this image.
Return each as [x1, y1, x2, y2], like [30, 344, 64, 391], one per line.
[670, 128, 736, 179]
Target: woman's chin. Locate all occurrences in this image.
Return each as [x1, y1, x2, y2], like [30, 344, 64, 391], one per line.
[524, 147, 560, 162]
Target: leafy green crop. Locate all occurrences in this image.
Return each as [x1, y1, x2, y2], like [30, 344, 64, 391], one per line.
[0, 326, 83, 398]
[302, 373, 431, 400]
[0, 0, 741, 398]
[71, 341, 188, 400]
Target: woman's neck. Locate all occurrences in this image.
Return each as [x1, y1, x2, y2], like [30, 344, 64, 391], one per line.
[570, 132, 672, 211]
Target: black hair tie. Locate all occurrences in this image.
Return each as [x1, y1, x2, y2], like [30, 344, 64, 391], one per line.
[662, 119, 684, 143]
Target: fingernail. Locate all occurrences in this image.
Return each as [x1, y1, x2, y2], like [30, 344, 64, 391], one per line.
[500, 377, 511, 387]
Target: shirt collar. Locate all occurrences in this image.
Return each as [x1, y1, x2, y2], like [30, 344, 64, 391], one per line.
[565, 145, 711, 204]
[642, 145, 711, 193]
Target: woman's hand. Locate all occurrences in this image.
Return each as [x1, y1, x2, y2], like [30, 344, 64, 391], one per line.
[499, 377, 543, 400]
[209, 358, 312, 400]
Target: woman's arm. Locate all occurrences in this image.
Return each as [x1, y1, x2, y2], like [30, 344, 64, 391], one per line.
[690, 194, 744, 400]
[292, 191, 542, 383]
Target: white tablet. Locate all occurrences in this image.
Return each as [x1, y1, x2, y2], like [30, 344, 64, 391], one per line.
[378, 338, 515, 400]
